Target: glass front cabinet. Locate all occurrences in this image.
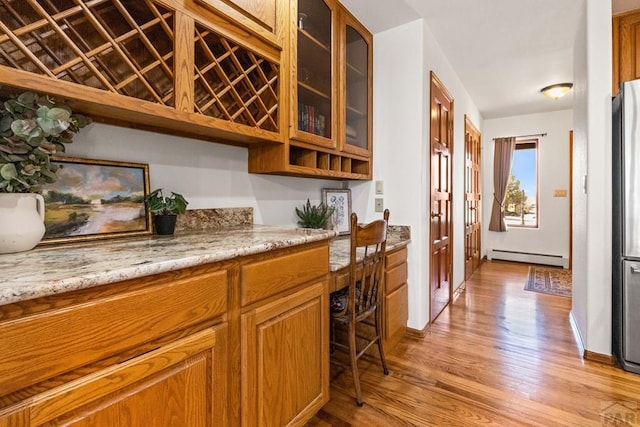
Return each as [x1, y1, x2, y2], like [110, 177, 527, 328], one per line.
[340, 11, 372, 157]
[292, 0, 372, 158]
[292, 0, 338, 148]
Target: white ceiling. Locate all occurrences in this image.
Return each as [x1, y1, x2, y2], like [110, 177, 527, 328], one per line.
[340, 0, 637, 120]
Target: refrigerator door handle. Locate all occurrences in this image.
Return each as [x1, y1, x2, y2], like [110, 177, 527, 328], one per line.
[631, 265, 640, 274]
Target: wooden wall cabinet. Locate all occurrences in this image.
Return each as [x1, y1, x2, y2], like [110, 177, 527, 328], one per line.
[249, 0, 373, 180]
[291, 0, 338, 148]
[384, 246, 409, 352]
[0, 241, 330, 426]
[613, 9, 640, 96]
[339, 10, 372, 158]
[0, 0, 284, 145]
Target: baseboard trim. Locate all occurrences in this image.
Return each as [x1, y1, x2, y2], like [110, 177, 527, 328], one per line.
[570, 311, 615, 365]
[569, 310, 585, 355]
[406, 323, 430, 339]
[453, 281, 466, 301]
[584, 350, 615, 365]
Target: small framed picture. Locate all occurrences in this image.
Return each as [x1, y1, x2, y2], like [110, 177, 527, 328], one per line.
[40, 156, 152, 245]
[322, 188, 352, 235]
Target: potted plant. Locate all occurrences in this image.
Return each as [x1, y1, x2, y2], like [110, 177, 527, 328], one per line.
[145, 188, 189, 235]
[295, 199, 334, 229]
[0, 90, 89, 253]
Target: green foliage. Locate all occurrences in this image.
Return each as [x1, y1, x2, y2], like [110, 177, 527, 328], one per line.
[145, 189, 189, 216]
[0, 90, 90, 193]
[505, 174, 531, 219]
[295, 199, 334, 229]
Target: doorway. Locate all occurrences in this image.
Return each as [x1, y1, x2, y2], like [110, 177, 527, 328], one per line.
[429, 71, 454, 322]
[464, 116, 482, 280]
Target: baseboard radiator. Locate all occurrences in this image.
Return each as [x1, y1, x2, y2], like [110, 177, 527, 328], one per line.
[487, 249, 569, 268]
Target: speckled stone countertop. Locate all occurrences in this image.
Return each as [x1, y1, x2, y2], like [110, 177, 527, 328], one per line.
[329, 230, 411, 272]
[0, 225, 337, 306]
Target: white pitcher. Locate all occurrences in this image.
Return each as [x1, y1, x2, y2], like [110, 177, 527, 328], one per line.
[0, 193, 46, 254]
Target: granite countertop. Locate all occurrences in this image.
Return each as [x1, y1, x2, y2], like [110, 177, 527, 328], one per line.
[329, 232, 411, 272]
[0, 225, 337, 306]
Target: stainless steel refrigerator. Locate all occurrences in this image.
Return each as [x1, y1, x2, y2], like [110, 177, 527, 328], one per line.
[613, 79, 640, 373]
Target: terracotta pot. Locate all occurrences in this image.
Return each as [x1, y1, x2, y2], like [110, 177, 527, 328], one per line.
[0, 193, 46, 254]
[154, 214, 177, 235]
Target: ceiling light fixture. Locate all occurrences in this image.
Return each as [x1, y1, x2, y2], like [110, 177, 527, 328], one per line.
[540, 83, 573, 100]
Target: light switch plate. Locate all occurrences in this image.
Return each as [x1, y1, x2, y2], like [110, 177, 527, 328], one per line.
[375, 180, 384, 195]
[375, 198, 384, 212]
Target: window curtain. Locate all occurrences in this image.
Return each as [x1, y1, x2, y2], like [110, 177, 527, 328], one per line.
[488, 137, 516, 232]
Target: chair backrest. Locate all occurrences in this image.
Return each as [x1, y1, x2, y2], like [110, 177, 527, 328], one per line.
[348, 209, 390, 316]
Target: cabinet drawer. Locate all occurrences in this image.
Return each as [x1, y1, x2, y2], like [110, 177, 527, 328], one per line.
[0, 268, 228, 397]
[240, 245, 328, 306]
[385, 262, 408, 294]
[28, 326, 227, 426]
[386, 247, 407, 269]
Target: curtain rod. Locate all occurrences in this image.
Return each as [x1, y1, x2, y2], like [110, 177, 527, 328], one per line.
[492, 133, 547, 140]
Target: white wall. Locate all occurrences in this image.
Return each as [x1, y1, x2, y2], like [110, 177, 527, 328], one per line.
[65, 123, 337, 226]
[359, 19, 426, 330]
[570, 0, 612, 355]
[483, 110, 573, 259]
[572, 5, 589, 347]
[363, 19, 482, 331]
[423, 23, 483, 294]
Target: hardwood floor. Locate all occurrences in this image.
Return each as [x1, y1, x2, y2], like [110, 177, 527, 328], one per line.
[308, 261, 640, 426]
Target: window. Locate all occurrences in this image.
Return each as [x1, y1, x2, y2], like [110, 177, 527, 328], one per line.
[505, 139, 538, 228]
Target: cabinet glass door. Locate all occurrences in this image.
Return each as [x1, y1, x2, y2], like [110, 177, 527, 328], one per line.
[295, 0, 335, 146]
[343, 20, 371, 156]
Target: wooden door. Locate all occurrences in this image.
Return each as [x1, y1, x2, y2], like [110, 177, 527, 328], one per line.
[241, 281, 329, 426]
[429, 72, 454, 322]
[464, 116, 482, 280]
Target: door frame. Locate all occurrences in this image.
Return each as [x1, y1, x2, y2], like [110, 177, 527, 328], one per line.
[464, 115, 482, 280]
[569, 130, 573, 269]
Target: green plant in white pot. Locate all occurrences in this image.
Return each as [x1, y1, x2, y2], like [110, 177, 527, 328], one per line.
[0, 90, 89, 253]
[145, 189, 189, 235]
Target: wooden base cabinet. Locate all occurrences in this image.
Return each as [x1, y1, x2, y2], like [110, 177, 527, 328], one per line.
[12, 326, 227, 427]
[242, 282, 329, 427]
[0, 241, 330, 427]
[384, 246, 409, 352]
[0, 264, 230, 427]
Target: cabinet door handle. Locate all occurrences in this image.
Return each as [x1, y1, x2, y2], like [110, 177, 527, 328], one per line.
[631, 265, 640, 274]
[431, 212, 443, 218]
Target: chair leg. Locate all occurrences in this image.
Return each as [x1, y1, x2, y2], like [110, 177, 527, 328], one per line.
[330, 319, 335, 353]
[348, 320, 364, 406]
[374, 307, 389, 375]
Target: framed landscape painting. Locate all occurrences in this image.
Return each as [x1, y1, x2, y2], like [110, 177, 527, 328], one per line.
[41, 156, 151, 245]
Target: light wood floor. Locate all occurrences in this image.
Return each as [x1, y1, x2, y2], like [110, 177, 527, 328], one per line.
[308, 261, 640, 426]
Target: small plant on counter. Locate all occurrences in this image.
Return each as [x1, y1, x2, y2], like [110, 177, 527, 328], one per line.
[144, 189, 189, 235]
[0, 90, 90, 193]
[295, 199, 334, 229]
[145, 188, 189, 216]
